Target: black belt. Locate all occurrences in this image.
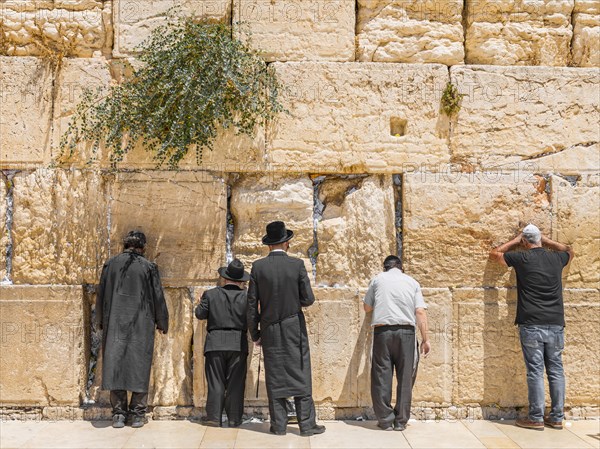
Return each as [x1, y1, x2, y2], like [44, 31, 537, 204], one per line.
[374, 324, 414, 332]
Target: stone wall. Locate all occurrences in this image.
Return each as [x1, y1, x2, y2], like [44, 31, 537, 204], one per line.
[0, 0, 598, 420]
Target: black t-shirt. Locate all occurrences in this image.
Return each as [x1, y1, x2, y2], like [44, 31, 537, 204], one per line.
[504, 248, 570, 326]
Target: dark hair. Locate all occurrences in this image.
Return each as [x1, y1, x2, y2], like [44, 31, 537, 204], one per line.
[123, 231, 147, 249]
[383, 255, 402, 272]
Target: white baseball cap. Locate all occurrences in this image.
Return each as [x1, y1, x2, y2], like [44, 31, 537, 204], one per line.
[522, 224, 542, 243]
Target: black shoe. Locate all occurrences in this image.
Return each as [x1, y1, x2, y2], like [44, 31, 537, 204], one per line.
[394, 423, 406, 431]
[200, 417, 220, 427]
[228, 421, 242, 428]
[300, 424, 326, 436]
[269, 427, 286, 435]
[377, 422, 393, 431]
[112, 414, 126, 429]
[131, 416, 146, 428]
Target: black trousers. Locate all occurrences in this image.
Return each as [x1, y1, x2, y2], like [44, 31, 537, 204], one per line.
[110, 390, 148, 418]
[371, 325, 418, 426]
[205, 351, 247, 426]
[268, 395, 316, 432]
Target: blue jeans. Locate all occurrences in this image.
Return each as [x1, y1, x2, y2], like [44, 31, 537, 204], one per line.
[519, 325, 566, 422]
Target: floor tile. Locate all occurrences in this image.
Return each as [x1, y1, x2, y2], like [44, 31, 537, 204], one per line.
[234, 422, 310, 448]
[565, 420, 600, 449]
[308, 420, 411, 449]
[0, 420, 50, 448]
[495, 420, 594, 449]
[19, 421, 136, 448]
[403, 420, 486, 448]
[123, 420, 206, 448]
[462, 420, 520, 448]
[199, 426, 238, 449]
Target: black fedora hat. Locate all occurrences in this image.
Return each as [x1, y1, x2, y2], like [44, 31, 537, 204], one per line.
[218, 259, 250, 282]
[262, 221, 294, 245]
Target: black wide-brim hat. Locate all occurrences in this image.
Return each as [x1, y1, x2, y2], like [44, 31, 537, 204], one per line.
[218, 259, 250, 282]
[262, 221, 294, 245]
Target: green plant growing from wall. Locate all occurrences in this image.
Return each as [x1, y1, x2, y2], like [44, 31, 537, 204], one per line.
[60, 14, 285, 168]
[440, 82, 464, 117]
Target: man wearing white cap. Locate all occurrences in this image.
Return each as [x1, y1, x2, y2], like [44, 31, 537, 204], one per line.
[490, 224, 574, 431]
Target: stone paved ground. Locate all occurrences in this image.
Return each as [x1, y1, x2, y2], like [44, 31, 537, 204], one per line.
[0, 419, 598, 449]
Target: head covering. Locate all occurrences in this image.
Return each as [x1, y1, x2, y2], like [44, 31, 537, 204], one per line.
[218, 258, 250, 282]
[123, 230, 147, 249]
[522, 224, 542, 244]
[261, 221, 294, 245]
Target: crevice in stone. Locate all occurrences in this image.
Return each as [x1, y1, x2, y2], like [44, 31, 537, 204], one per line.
[461, 0, 469, 64]
[308, 175, 325, 279]
[568, 4, 577, 66]
[392, 174, 403, 261]
[1, 170, 17, 284]
[83, 284, 101, 406]
[226, 182, 234, 264]
[554, 173, 580, 187]
[522, 141, 598, 161]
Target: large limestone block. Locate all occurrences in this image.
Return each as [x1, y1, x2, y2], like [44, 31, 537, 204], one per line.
[149, 288, 194, 406]
[563, 290, 600, 405]
[304, 288, 361, 407]
[11, 169, 108, 284]
[412, 289, 453, 405]
[110, 171, 227, 286]
[0, 1, 112, 57]
[113, 0, 231, 56]
[464, 0, 574, 66]
[0, 285, 86, 406]
[453, 288, 527, 407]
[268, 63, 451, 173]
[233, 0, 355, 62]
[571, 0, 600, 67]
[51, 58, 113, 167]
[450, 65, 600, 170]
[316, 175, 396, 288]
[0, 57, 52, 168]
[403, 172, 552, 288]
[357, 0, 464, 65]
[551, 175, 600, 289]
[230, 174, 313, 272]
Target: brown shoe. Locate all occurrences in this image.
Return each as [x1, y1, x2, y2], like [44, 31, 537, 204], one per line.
[544, 417, 564, 429]
[516, 418, 544, 430]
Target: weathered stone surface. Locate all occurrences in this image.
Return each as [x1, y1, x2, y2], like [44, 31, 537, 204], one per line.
[0, 57, 52, 168]
[551, 175, 600, 289]
[464, 0, 573, 66]
[304, 288, 360, 407]
[233, 0, 355, 62]
[563, 290, 600, 406]
[0, 1, 112, 57]
[316, 175, 396, 288]
[0, 285, 86, 406]
[357, 0, 464, 65]
[109, 171, 227, 286]
[11, 169, 108, 284]
[113, 0, 231, 56]
[412, 289, 453, 404]
[450, 66, 600, 170]
[230, 174, 313, 272]
[403, 173, 552, 288]
[453, 288, 527, 407]
[148, 288, 194, 406]
[51, 58, 112, 167]
[0, 175, 7, 281]
[571, 0, 600, 67]
[268, 63, 451, 173]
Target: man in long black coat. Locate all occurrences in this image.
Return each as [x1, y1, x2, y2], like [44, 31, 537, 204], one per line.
[195, 259, 250, 427]
[247, 221, 325, 436]
[97, 231, 169, 429]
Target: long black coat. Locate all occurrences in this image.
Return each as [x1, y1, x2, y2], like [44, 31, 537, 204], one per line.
[247, 251, 315, 398]
[97, 250, 169, 392]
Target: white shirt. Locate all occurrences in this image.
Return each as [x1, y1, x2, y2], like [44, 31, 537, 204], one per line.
[363, 268, 427, 327]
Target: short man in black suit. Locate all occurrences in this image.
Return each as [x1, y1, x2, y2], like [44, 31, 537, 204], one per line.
[247, 221, 326, 436]
[196, 259, 250, 427]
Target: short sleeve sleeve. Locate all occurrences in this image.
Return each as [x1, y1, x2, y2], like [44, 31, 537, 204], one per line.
[414, 282, 427, 309]
[363, 279, 376, 307]
[503, 251, 519, 267]
[558, 251, 570, 267]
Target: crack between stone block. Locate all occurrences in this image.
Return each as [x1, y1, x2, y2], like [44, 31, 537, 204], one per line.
[83, 284, 101, 406]
[568, 4, 577, 66]
[393, 174, 403, 261]
[1, 170, 17, 285]
[308, 175, 325, 279]
[461, 0, 469, 64]
[226, 182, 234, 264]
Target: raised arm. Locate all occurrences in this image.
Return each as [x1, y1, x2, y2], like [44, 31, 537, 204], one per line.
[542, 235, 575, 263]
[299, 263, 315, 307]
[247, 267, 261, 342]
[489, 233, 523, 266]
[96, 263, 109, 330]
[195, 291, 209, 320]
[151, 264, 169, 334]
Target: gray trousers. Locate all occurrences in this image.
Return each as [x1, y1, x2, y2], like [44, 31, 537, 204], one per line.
[110, 390, 148, 418]
[371, 325, 418, 426]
